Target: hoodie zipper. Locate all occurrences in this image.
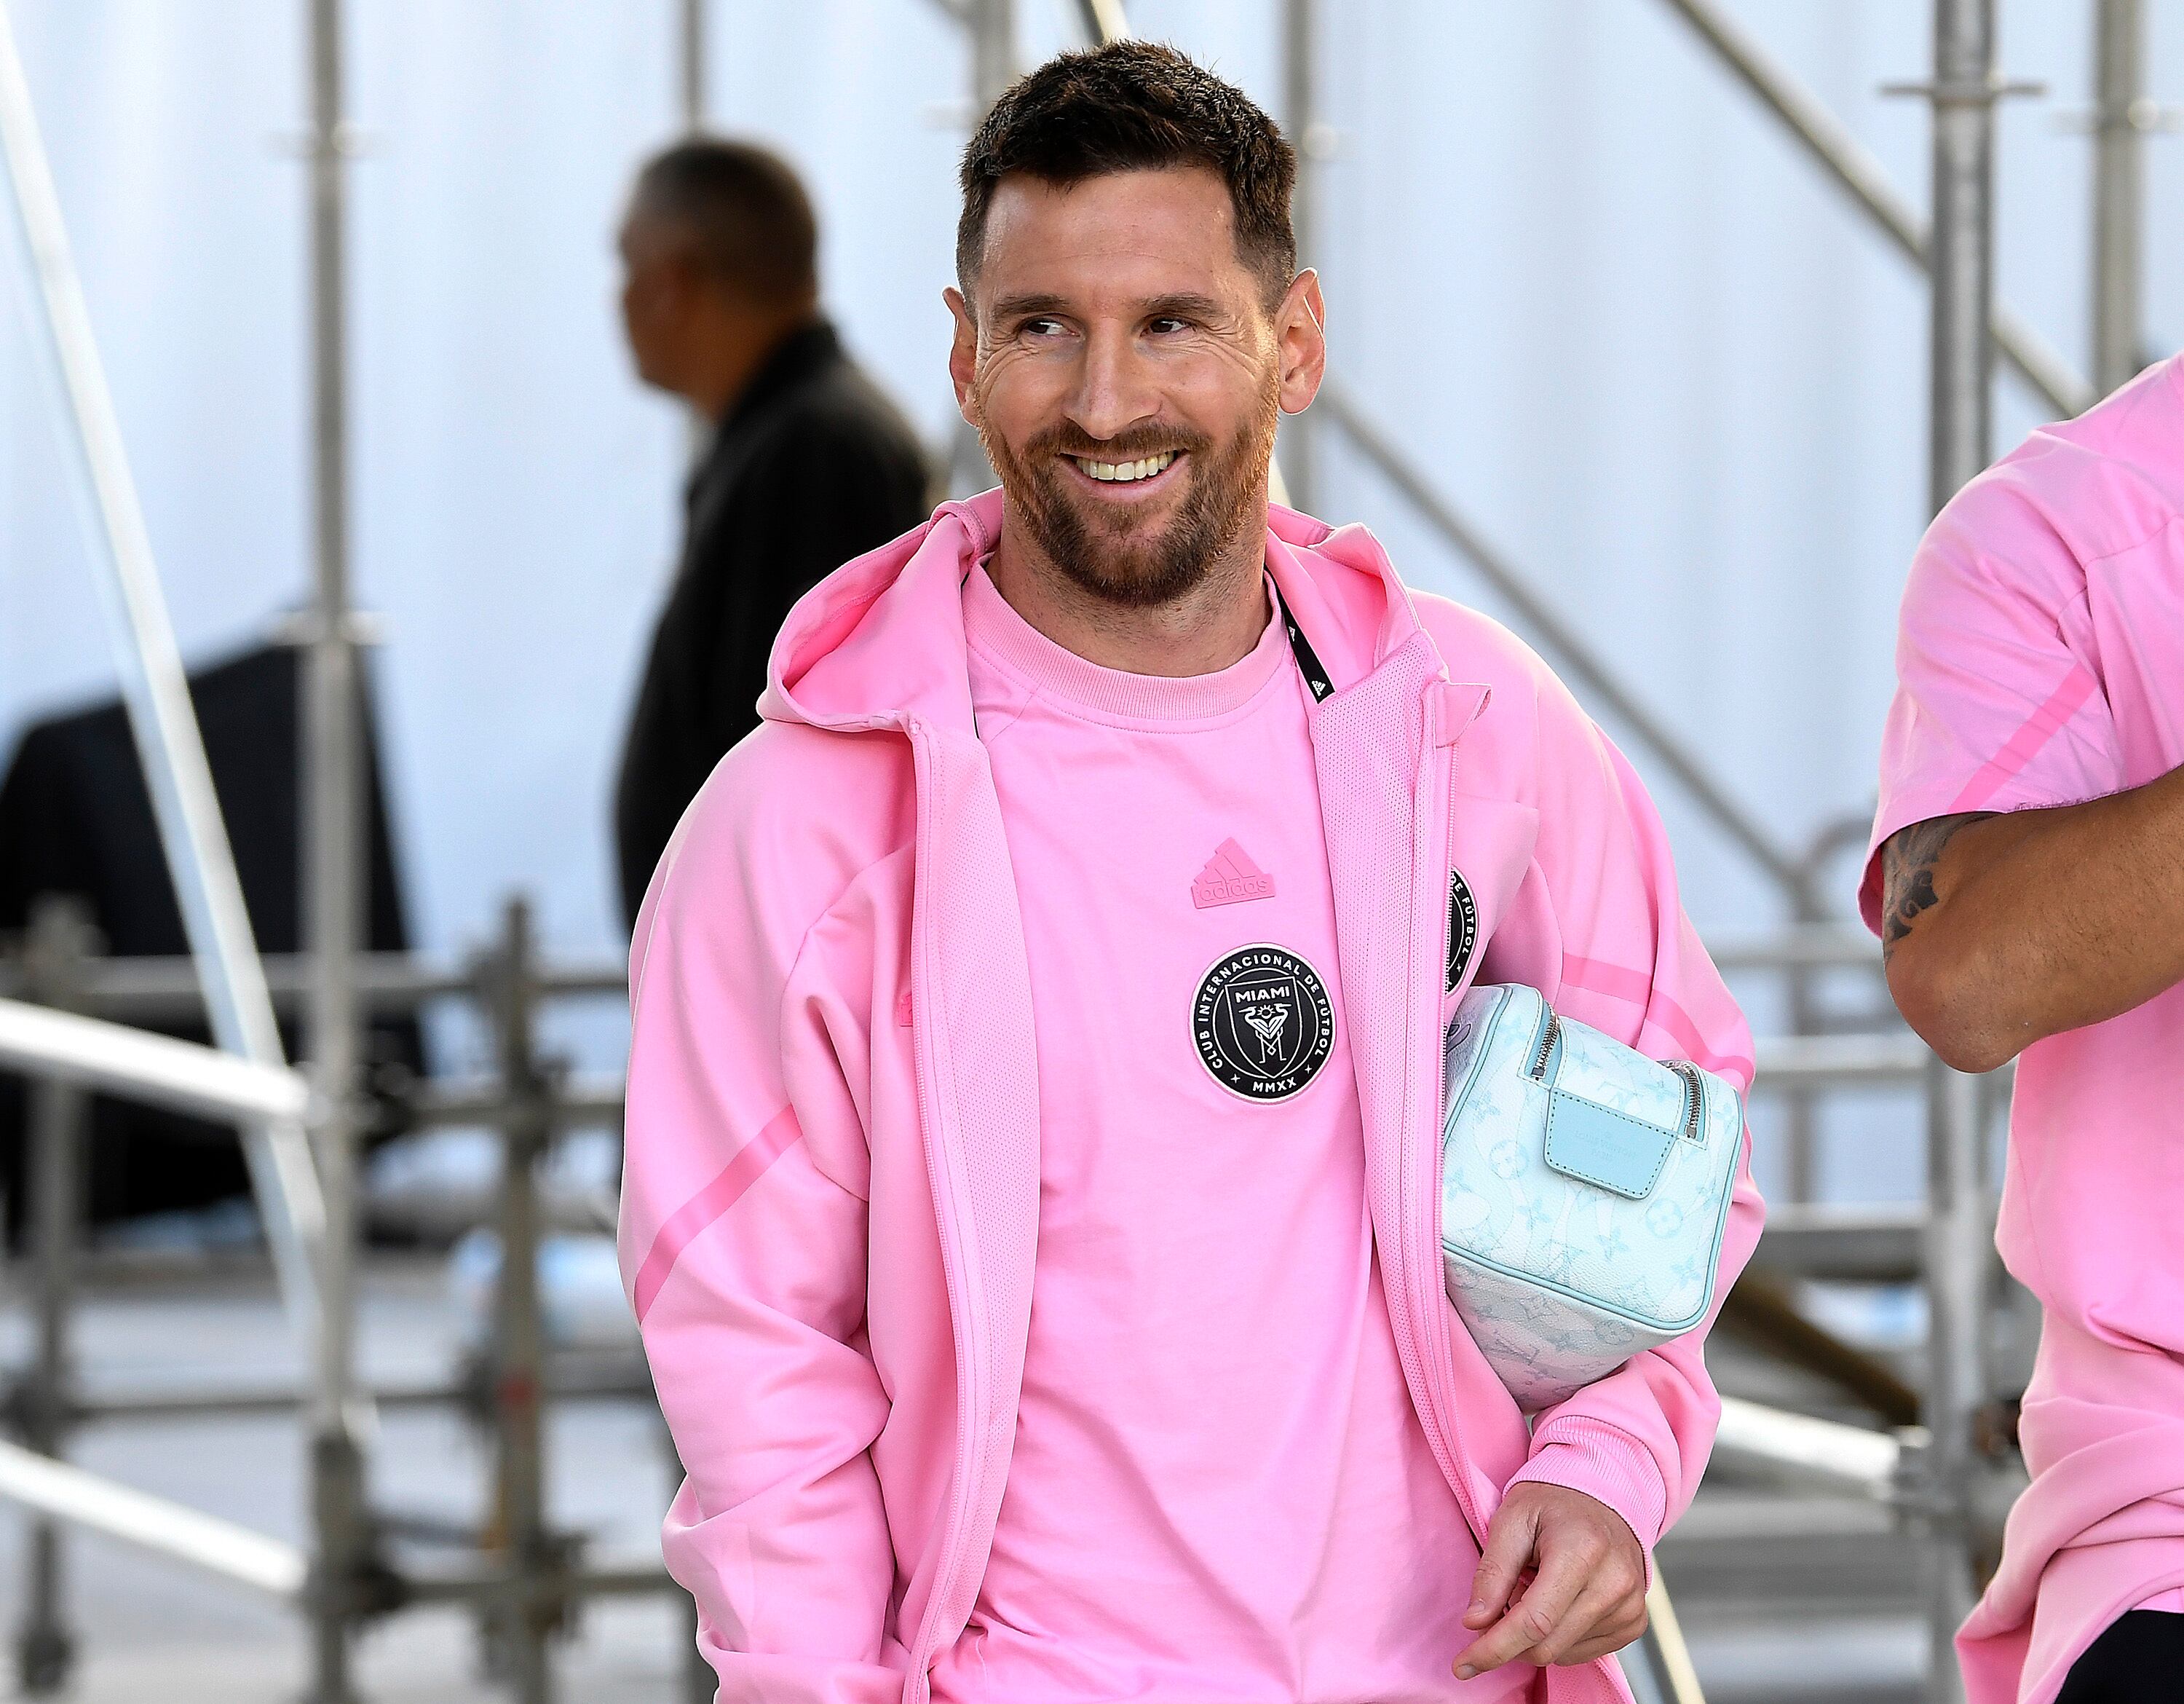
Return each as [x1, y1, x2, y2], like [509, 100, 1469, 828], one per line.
[1386, 683, 1489, 1549]
[1406, 685, 1633, 1704]
[898, 717, 986, 1704]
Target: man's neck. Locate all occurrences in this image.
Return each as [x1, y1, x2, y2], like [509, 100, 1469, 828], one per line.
[684, 307, 818, 425]
[985, 502, 1272, 678]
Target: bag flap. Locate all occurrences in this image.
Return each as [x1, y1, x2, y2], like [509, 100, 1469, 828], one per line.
[1543, 1091, 1675, 1199]
[1547, 1017, 1689, 1131]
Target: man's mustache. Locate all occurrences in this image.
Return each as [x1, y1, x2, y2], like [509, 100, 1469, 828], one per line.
[1028, 425, 1211, 462]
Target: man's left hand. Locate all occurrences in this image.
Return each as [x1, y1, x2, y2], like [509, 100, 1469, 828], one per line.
[1453, 1483, 1648, 1679]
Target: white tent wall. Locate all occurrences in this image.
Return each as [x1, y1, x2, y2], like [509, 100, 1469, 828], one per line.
[0, 1, 2175, 1186]
[1, 1, 311, 755]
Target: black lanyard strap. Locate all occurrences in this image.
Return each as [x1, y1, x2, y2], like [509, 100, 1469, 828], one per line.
[1273, 583, 1334, 703]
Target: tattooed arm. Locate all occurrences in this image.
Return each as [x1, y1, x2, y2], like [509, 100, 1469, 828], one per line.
[1880, 765, 2184, 1070]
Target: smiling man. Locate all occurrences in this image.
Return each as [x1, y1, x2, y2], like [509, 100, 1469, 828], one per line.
[620, 42, 1761, 1704]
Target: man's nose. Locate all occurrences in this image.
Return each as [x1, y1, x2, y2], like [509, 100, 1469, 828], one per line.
[1065, 326, 1162, 445]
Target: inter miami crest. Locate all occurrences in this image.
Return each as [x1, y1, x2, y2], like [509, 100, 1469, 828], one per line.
[1447, 869, 1480, 993]
[1192, 944, 1334, 1102]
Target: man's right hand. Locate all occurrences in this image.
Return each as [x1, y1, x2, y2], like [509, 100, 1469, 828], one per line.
[1880, 763, 2184, 1071]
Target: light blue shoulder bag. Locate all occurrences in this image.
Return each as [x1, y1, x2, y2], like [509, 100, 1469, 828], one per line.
[1439, 983, 1744, 1412]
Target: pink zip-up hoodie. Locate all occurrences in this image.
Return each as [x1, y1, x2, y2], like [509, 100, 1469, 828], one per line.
[620, 491, 1765, 1704]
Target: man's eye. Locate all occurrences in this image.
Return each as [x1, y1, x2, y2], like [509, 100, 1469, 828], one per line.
[1021, 317, 1067, 337]
[1147, 316, 1192, 335]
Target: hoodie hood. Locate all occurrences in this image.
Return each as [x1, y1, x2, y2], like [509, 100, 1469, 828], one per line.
[758, 487, 1428, 735]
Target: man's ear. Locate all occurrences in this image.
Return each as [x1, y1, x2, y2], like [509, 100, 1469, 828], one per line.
[1273, 269, 1326, 417]
[944, 286, 981, 426]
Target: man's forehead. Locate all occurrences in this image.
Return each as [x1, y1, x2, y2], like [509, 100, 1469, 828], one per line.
[977, 166, 1246, 300]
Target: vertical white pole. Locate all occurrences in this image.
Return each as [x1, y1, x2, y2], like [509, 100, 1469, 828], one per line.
[2090, 0, 2145, 398]
[303, 1, 371, 1697]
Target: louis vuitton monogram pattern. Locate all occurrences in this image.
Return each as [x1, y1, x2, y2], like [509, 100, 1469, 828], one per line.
[1440, 985, 1744, 1411]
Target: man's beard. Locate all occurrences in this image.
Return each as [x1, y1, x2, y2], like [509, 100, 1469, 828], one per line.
[978, 371, 1280, 610]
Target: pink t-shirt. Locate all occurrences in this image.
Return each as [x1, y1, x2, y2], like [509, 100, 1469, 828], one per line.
[1864, 355, 2184, 1703]
[927, 564, 1516, 1704]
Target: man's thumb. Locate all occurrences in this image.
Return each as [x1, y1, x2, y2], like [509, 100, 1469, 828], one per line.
[1463, 1502, 1538, 1628]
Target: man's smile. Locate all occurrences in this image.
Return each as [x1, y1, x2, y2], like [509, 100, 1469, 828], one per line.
[1061, 448, 1185, 496]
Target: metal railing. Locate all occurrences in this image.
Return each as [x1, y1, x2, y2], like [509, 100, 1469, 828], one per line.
[0, 897, 685, 1704]
[0, 1437, 310, 1602]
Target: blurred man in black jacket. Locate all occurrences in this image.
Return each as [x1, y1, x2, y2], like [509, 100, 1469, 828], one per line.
[613, 138, 930, 928]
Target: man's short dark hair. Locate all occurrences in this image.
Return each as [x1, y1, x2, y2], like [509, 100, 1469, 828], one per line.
[957, 42, 1298, 309]
[631, 137, 818, 305]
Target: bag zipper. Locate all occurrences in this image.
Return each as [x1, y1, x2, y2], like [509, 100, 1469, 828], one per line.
[1667, 1060, 1705, 1143]
[1529, 1011, 1562, 1084]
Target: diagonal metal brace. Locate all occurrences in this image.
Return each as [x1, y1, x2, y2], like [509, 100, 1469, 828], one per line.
[1315, 380, 1809, 902]
[1656, 0, 2094, 419]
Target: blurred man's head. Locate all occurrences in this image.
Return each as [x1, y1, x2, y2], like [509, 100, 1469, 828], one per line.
[619, 138, 820, 422]
[946, 42, 1324, 610]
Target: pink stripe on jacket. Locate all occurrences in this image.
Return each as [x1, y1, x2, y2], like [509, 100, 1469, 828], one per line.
[619, 490, 1765, 1703]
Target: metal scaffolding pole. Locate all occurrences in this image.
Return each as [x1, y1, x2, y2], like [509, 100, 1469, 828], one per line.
[1281, 0, 1318, 516]
[1629, 1579, 1708, 1704]
[0, 1441, 309, 1603]
[970, 0, 1014, 111]
[302, 1, 375, 1697]
[1072, 0, 1128, 45]
[676, 1, 713, 463]
[485, 900, 560, 1704]
[0, 0, 328, 1337]
[1918, 12, 2002, 1695]
[1655, 0, 2091, 422]
[1927, 0, 1998, 513]
[13, 904, 91, 1697]
[678, 0, 706, 133]
[1923, 1062, 1989, 1704]
[2090, 0, 2145, 398]
[938, 0, 1016, 497]
[0, 1000, 314, 1126]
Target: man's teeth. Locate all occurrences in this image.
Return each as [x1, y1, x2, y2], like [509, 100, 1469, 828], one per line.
[1071, 450, 1178, 483]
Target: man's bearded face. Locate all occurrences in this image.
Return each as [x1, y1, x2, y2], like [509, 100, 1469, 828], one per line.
[954, 167, 1286, 608]
[976, 366, 1278, 609]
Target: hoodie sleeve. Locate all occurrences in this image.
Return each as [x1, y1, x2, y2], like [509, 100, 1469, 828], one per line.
[1496, 666, 1766, 1561]
[619, 762, 903, 1704]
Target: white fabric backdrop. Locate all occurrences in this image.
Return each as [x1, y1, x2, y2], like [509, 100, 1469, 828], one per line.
[1, 1, 2177, 1189]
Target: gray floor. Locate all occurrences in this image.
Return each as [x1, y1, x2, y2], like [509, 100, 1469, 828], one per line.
[0, 1259, 1933, 1703]
[1661, 1491, 1926, 1704]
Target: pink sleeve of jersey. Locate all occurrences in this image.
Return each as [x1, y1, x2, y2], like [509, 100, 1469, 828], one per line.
[620, 773, 904, 1704]
[1858, 485, 2125, 934]
[1498, 667, 1765, 1560]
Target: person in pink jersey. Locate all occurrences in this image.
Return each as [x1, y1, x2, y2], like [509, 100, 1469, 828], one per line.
[1869, 356, 2184, 1704]
[620, 42, 1762, 1704]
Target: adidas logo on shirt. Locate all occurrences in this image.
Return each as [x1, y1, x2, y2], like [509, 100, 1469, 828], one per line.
[1192, 838, 1276, 909]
